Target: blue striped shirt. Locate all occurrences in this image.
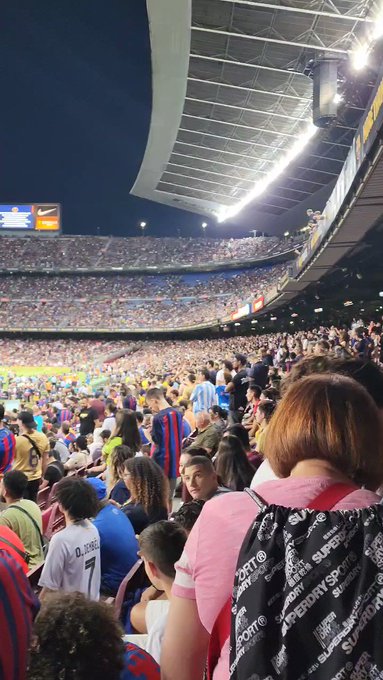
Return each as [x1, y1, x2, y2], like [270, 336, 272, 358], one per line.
[190, 381, 217, 414]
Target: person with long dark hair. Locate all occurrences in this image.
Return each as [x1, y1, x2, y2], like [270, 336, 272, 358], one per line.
[214, 435, 255, 491]
[88, 409, 141, 478]
[121, 457, 169, 534]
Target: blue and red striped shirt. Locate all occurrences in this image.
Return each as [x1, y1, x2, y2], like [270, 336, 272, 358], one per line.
[59, 409, 73, 424]
[0, 553, 39, 680]
[0, 428, 16, 475]
[151, 407, 183, 480]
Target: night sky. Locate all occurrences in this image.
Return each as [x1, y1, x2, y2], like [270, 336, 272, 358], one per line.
[0, 0, 230, 238]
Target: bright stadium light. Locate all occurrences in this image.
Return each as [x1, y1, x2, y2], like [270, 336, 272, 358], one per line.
[314, 307, 323, 313]
[379, 291, 383, 297]
[344, 300, 353, 307]
[352, 45, 369, 71]
[217, 123, 317, 223]
[139, 221, 147, 228]
[333, 93, 343, 104]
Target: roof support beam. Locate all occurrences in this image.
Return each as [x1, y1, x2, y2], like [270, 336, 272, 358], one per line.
[187, 76, 311, 101]
[216, 0, 374, 22]
[191, 26, 348, 54]
[179, 128, 345, 162]
[162, 170, 248, 192]
[171, 151, 268, 172]
[297, 165, 339, 176]
[158, 181, 237, 201]
[286, 176, 327, 186]
[183, 113, 296, 136]
[186, 96, 306, 120]
[189, 53, 309, 78]
[175, 140, 276, 162]
[179, 127, 285, 150]
[167, 161, 255, 183]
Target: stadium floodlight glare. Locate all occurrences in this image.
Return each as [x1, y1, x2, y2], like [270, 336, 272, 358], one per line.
[351, 45, 369, 70]
[333, 93, 343, 104]
[344, 300, 353, 307]
[216, 123, 317, 223]
[291, 313, 298, 317]
[234, 322, 241, 326]
[290, 321, 294, 324]
[270, 316, 277, 321]
[284, 231, 290, 237]
[251, 319, 258, 324]
[314, 307, 323, 313]
[139, 221, 147, 228]
[201, 221, 208, 228]
[379, 291, 383, 297]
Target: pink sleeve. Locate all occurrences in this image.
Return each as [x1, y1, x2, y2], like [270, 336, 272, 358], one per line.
[174, 493, 257, 634]
[172, 513, 201, 600]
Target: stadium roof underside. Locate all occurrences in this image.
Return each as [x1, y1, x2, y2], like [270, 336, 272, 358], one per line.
[131, 0, 378, 223]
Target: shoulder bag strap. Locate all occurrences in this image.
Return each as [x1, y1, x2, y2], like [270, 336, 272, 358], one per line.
[307, 482, 359, 510]
[244, 487, 269, 511]
[0, 535, 29, 562]
[22, 433, 42, 458]
[11, 504, 45, 550]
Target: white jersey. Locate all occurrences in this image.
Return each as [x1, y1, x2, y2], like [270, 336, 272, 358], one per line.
[39, 520, 101, 600]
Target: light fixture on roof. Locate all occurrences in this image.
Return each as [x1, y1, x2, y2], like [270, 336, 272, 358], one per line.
[270, 316, 277, 321]
[314, 307, 323, 313]
[234, 322, 241, 326]
[216, 123, 317, 223]
[291, 313, 298, 317]
[344, 301, 354, 307]
[351, 44, 369, 71]
[284, 231, 290, 237]
[251, 319, 258, 324]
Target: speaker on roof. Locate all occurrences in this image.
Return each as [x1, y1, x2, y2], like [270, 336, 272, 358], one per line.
[312, 58, 338, 128]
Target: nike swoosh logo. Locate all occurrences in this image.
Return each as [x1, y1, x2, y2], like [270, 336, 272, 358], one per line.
[37, 208, 56, 216]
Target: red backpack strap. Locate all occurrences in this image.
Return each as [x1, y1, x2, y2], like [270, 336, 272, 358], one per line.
[307, 482, 358, 510]
[207, 598, 231, 680]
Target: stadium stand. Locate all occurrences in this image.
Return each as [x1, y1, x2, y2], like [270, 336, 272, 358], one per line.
[0, 234, 301, 272]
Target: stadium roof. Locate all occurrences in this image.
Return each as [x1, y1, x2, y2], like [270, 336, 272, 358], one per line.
[131, 0, 377, 224]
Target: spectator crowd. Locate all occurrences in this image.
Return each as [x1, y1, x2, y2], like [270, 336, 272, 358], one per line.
[0, 317, 383, 677]
[0, 234, 293, 271]
[0, 264, 286, 330]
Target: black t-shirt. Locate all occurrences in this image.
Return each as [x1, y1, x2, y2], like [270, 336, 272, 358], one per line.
[248, 362, 269, 390]
[79, 407, 97, 436]
[230, 369, 249, 411]
[43, 460, 65, 487]
[122, 502, 168, 534]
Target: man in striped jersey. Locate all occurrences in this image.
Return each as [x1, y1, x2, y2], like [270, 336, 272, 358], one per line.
[0, 552, 39, 680]
[0, 405, 16, 476]
[146, 388, 183, 501]
[190, 368, 217, 415]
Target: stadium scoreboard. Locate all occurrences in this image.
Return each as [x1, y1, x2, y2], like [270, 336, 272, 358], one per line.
[0, 204, 60, 232]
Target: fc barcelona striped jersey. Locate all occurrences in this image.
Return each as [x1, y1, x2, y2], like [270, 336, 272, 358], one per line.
[0, 553, 39, 680]
[0, 428, 16, 475]
[151, 407, 183, 480]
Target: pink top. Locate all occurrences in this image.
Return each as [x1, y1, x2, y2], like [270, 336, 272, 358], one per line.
[172, 476, 380, 680]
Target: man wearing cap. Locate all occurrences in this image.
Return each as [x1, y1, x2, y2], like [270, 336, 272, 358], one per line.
[14, 411, 49, 502]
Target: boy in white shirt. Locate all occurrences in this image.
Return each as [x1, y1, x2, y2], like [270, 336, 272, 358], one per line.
[39, 478, 101, 601]
[135, 521, 187, 663]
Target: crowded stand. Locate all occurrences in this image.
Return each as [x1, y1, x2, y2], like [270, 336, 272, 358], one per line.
[0, 234, 298, 271]
[0, 264, 286, 329]
[1, 318, 383, 677]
